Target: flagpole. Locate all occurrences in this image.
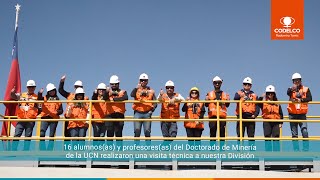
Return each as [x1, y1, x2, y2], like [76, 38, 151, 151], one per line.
[15, 4, 21, 30]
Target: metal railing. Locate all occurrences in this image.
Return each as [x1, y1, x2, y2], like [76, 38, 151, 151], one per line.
[0, 99, 319, 141]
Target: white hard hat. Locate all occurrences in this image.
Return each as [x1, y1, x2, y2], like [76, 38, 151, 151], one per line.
[46, 83, 56, 92]
[97, 83, 107, 90]
[74, 80, 83, 86]
[139, 73, 149, 80]
[265, 85, 276, 93]
[26, 80, 36, 87]
[110, 75, 120, 83]
[165, 80, 174, 87]
[75, 87, 85, 94]
[212, 76, 223, 82]
[243, 77, 252, 84]
[292, 72, 302, 80]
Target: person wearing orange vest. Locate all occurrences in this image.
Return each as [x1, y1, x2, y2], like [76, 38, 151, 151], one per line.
[157, 80, 185, 138]
[182, 87, 205, 138]
[65, 88, 89, 139]
[287, 73, 312, 151]
[38, 83, 63, 138]
[205, 76, 230, 139]
[58, 74, 89, 138]
[104, 75, 128, 138]
[10, 80, 39, 139]
[233, 77, 260, 138]
[130, 73, 157, 137]
[257, 85, 283, 138]
[91, 83, 108, 137]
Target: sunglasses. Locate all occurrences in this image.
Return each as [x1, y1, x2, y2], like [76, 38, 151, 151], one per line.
[110, 83, 118, 86]
[213, 81, 222, 85]
[140, 79, 148, 82]
[166, 86, 174, 90]
[27, 86, 36, 88]
[266, 92, 275, 95]
[293, 79, 301, 82]
[191, 91, 198, 95]
[243, 83, 252, 86]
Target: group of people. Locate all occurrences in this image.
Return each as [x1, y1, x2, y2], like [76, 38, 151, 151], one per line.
[9, 72, 312, 144]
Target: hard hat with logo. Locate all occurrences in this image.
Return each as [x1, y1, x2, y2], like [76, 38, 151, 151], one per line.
[212, 76, 223, 82]
[97, 83, 107, 90]
[110, 75, 120, 83]
[46, 83, 56, 92]
[26, 80, 36, 87]
[74, 80, 83, 86]
[190, 87, 200, 93]
[75, 87, 85, 95]
[139, 73, 149, 80]
[265, 85, 276, 93]
[165, 80, 174, 87]
[292, 72, 302, 80]
[243, 77, 252, 84]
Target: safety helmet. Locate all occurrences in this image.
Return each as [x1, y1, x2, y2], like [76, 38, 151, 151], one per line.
[190, 87, 200, 94]
[46, 83, 56, 92]
[26, 80, 36, 87]
[292, 73, 302, 80]
[265, 85, 276, 93]
[212, 76, 223, 82]
[243, 77, 252, 84]
[110, 75, 120, 83]
[165, 80, 174, 87]
[97, 83, 107, 90]
[74, 80, 83, 86]
[139, 73, 149, 80]
[75, 87, 85, 95]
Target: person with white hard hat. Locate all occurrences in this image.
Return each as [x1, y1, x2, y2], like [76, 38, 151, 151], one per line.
[234, 77, 260, 138]
[182, 87, 206, 138]
[257, 85, 283, 151]
[65, 87, 89, 138]
[91, 83, 108, 137]
[205, 76, 230, 139]
[157, 80, 185, 138]
[130, 73, 157, 137]
[287, 73, 312, 151]
[104, 75, 128, 138]
[37, 83, 63, 150]
[58, 74, 89, 138]
[10, 80, 39, 150]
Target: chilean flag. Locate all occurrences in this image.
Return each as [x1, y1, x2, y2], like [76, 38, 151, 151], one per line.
[1, 27, 21, 137]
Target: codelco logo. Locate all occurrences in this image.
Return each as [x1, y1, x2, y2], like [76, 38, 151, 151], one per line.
[274, 16, 301, 33]
[271, 0, 304, 40]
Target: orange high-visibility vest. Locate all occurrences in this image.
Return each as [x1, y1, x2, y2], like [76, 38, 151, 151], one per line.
[132, 87, 154, 112]
[184, 101, 204, 129]
[160, 93, 180, 119]
[235, 90, 257, 115]
[40, 96, 61, 119]
[262, 103, 281, 119]
[207, 91, 229, 118]
[16, 92, 38, 119]
[92, 95, 107, 123]
[287, 86, 309, 114]
[67, 105, 88, 129]
[106, 90, 126, 115]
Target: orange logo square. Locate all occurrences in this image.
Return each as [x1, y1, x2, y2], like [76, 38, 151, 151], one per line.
[271, 0, 304, 40]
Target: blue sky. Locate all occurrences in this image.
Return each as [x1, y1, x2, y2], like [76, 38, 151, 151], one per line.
[0, 0, 320, 138]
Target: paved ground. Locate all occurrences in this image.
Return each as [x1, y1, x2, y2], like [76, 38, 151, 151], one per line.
[0, 167, 319, 178]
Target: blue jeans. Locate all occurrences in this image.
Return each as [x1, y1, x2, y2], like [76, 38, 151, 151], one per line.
[289, 114, 309, 151]
[40, 120, 58, 137]
[13, 122, 35, 151]
[134, 111, 152, 137]
[69, 127, 87, 141]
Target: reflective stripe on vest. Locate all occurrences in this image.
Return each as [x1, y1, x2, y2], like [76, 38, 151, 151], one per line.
[235, 90, 257, 115]
[17, 92, 38, 119]
[207, 91, 229, 118]
[106, 90, 126, 115]
[40, 96, 61, 119]
[262, 103, 280, 119]
[184, 102, 204, 129]
[160, 93, 180, 119]
[287, 86, 309, 114]
[132, 87, 154, 112]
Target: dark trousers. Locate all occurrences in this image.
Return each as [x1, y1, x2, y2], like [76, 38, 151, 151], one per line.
[209, 116, 226, 138]
[263, 122, 280, 151]
[161, 122, 177, 137]
[289, 114, 309, 151]
[106, 113, 124, 138]
[69, 127, 87, 141]
[236, 114, 255, 137]
[92, 122, 107, 137]
[185, 128, 203, 137]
